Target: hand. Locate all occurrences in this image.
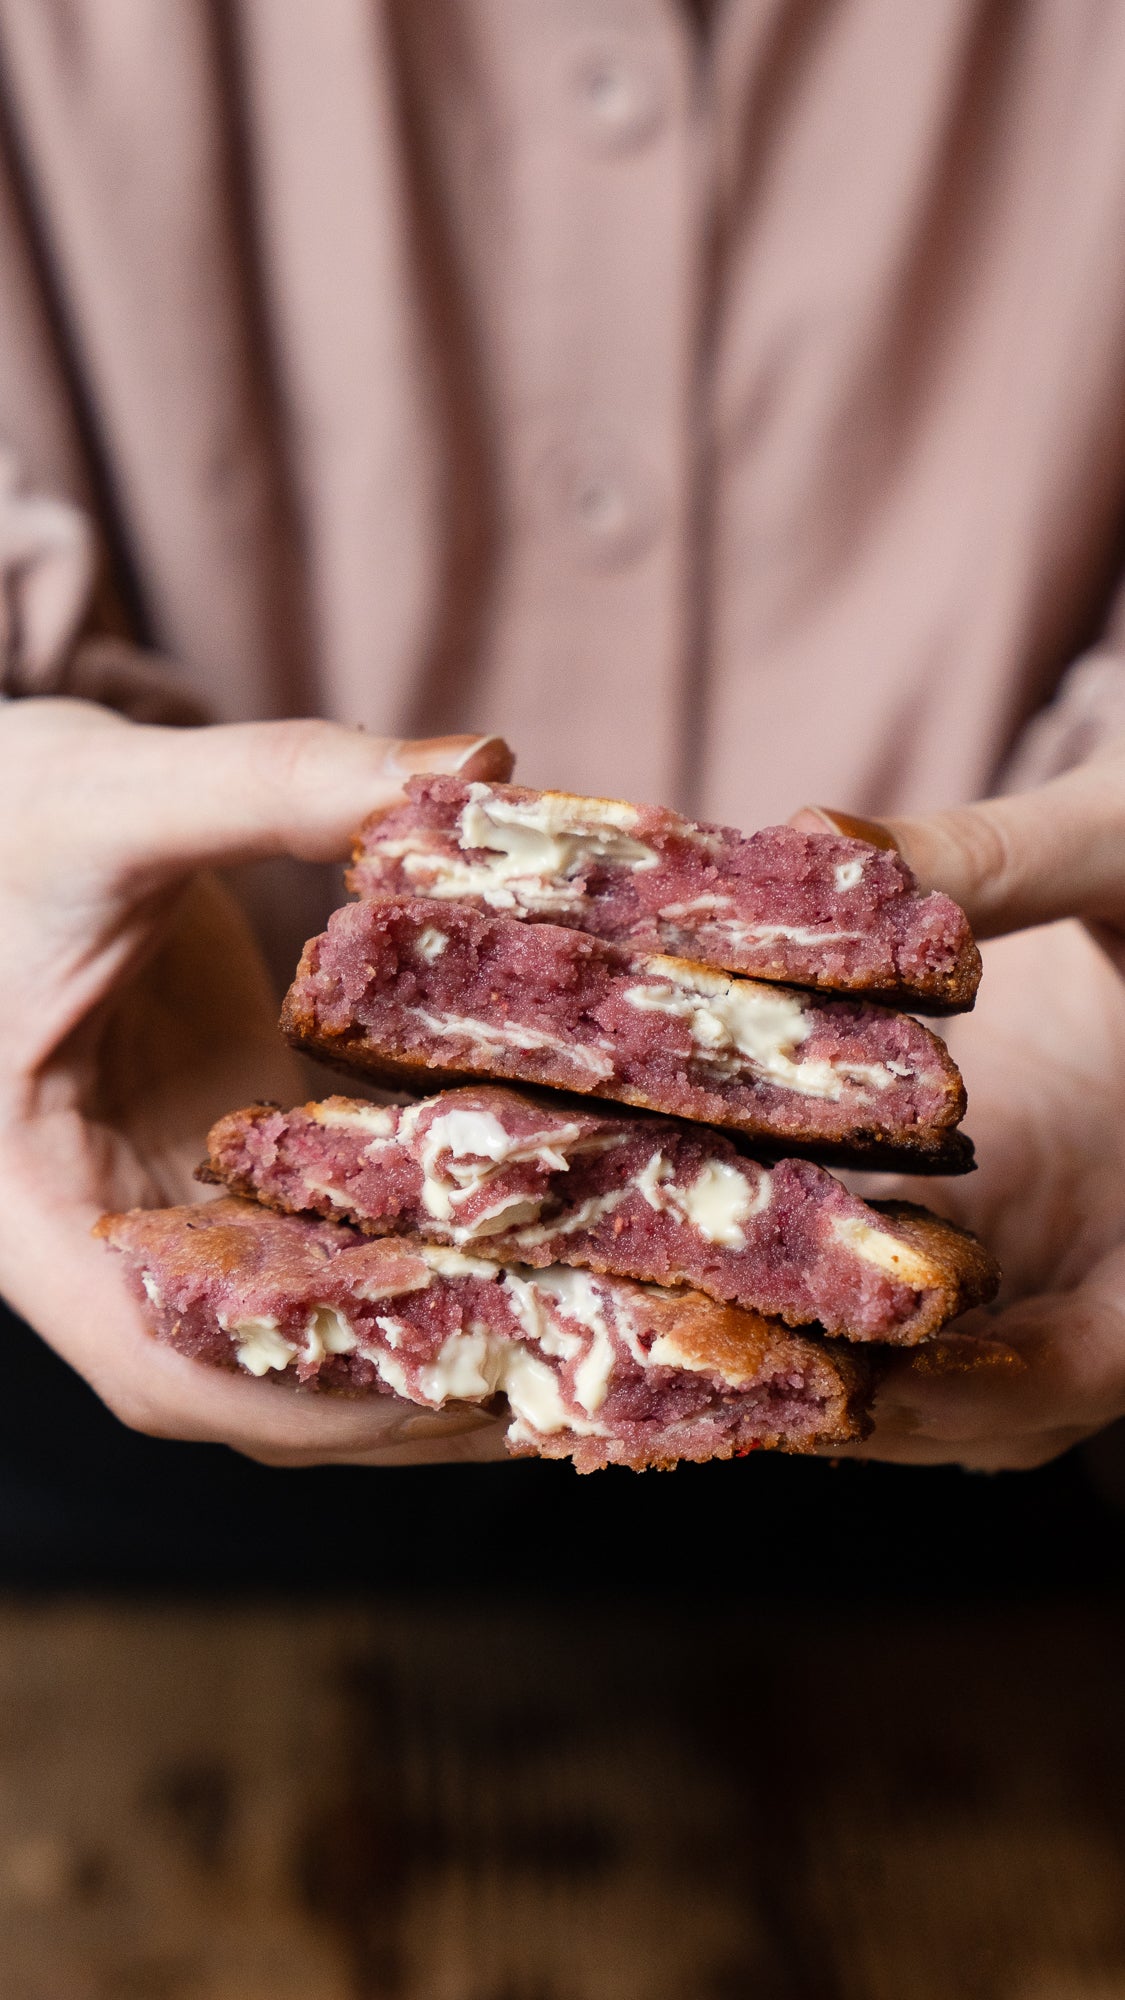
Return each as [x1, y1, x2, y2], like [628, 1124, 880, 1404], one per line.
[794, 739, 1125, 1467]
[0, 699, 514, 1466]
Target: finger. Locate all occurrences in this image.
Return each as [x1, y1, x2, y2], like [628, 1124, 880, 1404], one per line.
[335, 1423, 511, 1467]
[250, 1418, 511, 1470]
[822, 1423, 1087, 1470]
[105, 1313, 509, 1466]
[0, 1186, 506, 1462]
[5, 705, 513, 883]
[124, 720, 514, 875]
[790, 756, 1125, 938]
[831, 1286, 1125, 1470]
[32, 1223, 512, 1464]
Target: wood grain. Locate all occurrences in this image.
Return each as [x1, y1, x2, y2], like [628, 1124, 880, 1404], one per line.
[0, 1601, 1122, 1998]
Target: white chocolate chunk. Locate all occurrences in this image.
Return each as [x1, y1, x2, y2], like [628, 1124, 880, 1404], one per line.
[420, 1104, 582, 1172]
[834, 1062, 895, 1092]
[398, 1101, 582, 1227]
[573, 1335, 616, 1417]
[658, 906, 866, 950]
[502, 1348, 604, 1435]
[372, 1349, 412, 1398]
[398, 1102, 509, 1223]
[228, 1316, 298, 1377]
[417, 1329, 498, 1402]
[452, 1193, 546, 1240]
[402, 1277, 608, 1436]
[309, 1100, 398, 1137]
[834, 860, 865, 891]
[675, 1160, 762, 1246]
[634, 1152, 768, 1248]
[634, 1152, 673, 1212]
[502, 1269, 619, 1423]
[407, 1104, 513, 1167]
[409, 1008, 615, 1080]
[521, 1266, 618, 1414]
[657, 895, 735, 918]
[830, 1215, 940, 1287]
[415, 926, 448, 962]
[302, 1305, 358, 1363]
[718, 922, 865, 948]
[506, 1188, 627, 1248]
[502, 1272, 582, 1361]
[399, 1100, 621, 1241]
[385, 785, 659, 913]
[351, 1266, 434, 1301]
[417, 1243, 501, 1279]
[625, 959, 891, 1099]
[299, 1171, 353, 1208]
[402, 851, 585, 913]
[458, 787, 657, 879]
[647, 1328, 755, 1389]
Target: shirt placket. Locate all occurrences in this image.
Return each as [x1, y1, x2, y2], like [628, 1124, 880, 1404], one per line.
[476, 0, 704, 808]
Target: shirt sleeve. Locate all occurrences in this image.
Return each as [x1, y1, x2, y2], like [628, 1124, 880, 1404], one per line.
[998, 562, 1125, 791]
[1001, 650, 1125, 793]
[0, 449, 208, 725]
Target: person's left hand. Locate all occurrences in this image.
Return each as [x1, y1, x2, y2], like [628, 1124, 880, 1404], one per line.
[793, 741, 1125, 1467]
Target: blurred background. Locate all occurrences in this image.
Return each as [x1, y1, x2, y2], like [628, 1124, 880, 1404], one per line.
[1, 1289, 1123, 2000]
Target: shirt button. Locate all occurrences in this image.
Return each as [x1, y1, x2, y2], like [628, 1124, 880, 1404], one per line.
[532, 435, 662, 569]
[568, 35, 670, 153]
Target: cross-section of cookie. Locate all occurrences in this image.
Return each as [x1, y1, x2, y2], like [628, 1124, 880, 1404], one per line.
[280, 898, 971, 1166]
[203, 1087, 997, 1343]
[94, 1197, 875, 1471]
[349, 777, 980, 1011]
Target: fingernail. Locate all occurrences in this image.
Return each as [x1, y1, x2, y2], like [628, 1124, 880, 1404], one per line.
[793, 806, 900, 852]
[386, 1400, 502, 1442]
[393, 735, 515, 780]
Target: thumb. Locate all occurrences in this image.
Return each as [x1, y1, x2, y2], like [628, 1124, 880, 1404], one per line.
[24, 708, 513, 881]
[791, 753, 1125, 940]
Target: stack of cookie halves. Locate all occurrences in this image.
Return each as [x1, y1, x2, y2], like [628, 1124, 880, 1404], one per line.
[98, 778, 999, 1472]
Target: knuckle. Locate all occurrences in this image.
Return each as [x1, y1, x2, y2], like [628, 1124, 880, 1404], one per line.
[947, 805, 1014, 904]
[252, 717, 338, 799]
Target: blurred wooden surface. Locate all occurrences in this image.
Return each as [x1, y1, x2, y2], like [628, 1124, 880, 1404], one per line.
[0, 1598, 1123, 1999]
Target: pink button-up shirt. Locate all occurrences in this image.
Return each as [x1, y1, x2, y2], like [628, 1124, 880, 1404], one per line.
[4, 1, 1125, 842]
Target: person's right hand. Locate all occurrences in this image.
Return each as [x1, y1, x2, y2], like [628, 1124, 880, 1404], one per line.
[0, 698, 514, 1467]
